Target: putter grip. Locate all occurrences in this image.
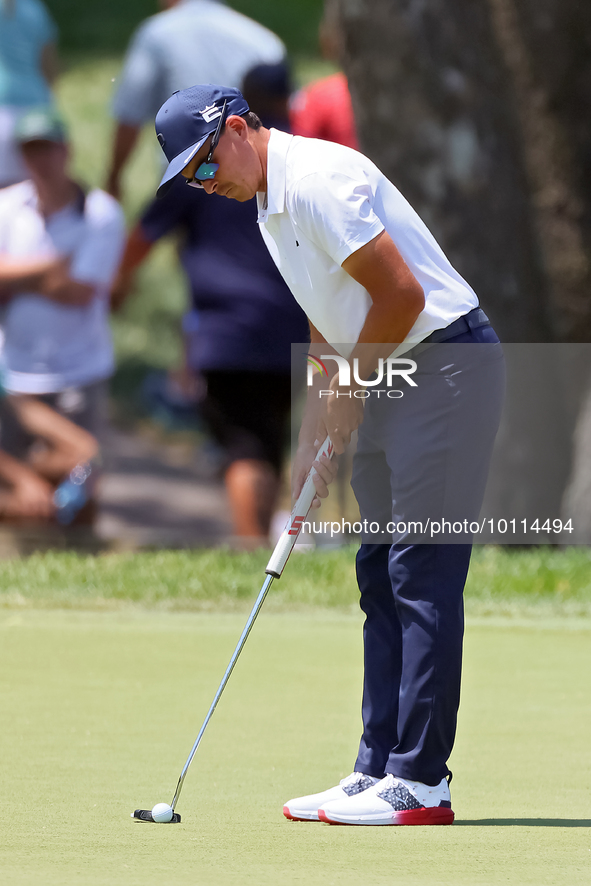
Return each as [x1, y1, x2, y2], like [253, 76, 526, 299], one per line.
[265, 436, 334, 578]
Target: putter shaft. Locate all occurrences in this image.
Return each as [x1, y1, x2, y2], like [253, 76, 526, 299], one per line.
[170, 573, 275, 811]
[168, 436, 334, 813]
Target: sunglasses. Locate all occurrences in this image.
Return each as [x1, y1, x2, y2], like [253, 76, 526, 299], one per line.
[186, 100, 228, 189]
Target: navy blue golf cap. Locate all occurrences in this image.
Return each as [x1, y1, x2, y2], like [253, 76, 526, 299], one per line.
[155, 84, 250, 197]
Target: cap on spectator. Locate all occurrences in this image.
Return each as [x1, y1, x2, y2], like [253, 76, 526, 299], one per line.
[14, 107, 68, 145]
[155, 84, 249, 197]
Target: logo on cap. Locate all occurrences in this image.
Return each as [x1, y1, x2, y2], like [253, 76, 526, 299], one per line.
[200, 104, 223, 123]
[157, 132, 166, 148]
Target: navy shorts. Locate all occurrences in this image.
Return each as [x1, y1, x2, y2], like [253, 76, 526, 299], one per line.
[201, 370, 291, 474]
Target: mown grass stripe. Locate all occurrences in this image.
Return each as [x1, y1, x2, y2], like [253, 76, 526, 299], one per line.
[0, 546, 590, 616]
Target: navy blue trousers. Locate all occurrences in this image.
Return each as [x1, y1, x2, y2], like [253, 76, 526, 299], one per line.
[351, 326, 505, 784]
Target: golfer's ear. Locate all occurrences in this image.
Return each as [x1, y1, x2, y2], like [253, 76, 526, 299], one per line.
[226, 115, 247, 137]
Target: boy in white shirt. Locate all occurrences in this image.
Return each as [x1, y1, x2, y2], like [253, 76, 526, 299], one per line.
[0, 108, 125, 521]
[0, 108, 124, 425]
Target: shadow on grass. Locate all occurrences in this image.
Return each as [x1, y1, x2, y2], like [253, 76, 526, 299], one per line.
[455, 819, 591, 827]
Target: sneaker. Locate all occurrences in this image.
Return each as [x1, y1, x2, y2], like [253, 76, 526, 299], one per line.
[283, 772, 380, 822]
[318, 773, 454, 826]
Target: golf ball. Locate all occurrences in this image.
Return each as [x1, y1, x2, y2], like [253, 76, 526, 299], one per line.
[152, 802, 173, 823]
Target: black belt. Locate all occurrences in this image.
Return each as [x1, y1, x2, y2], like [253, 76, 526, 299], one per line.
[421, 307, 490, 344]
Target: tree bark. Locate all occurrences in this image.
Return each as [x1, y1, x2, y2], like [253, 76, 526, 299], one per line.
[338, 0, 591, 343]
[487, 0, 591, 342]
[338, 0, 553, 342]
[337, 0, 591, 535]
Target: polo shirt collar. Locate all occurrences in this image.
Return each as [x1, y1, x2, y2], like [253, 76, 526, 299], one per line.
[257, 127, 292, 223]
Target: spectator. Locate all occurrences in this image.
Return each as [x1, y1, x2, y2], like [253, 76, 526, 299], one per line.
[289, 0, 358, 149]
[242, 61, 292, 132]
[111, 65, 309, 541]
[0, 0, 59, 188]
[0, 107, 125, 521]
[106, 0, 285, 201]
[0, 391, 98, 522]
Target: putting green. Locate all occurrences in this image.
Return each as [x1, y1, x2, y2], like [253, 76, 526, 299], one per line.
[0, 610, 589, 885]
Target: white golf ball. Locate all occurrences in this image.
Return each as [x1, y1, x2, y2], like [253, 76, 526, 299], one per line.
[152, 802, 173, 823]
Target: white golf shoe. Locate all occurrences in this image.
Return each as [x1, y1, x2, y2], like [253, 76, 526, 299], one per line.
[283, 772, 380, 822]
[318, 773, 454, 826]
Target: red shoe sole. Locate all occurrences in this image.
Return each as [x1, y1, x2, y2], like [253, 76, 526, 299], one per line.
[394, 806, 454, 826]
[283, 805, 319, 822]
[318, 806, 454, 826]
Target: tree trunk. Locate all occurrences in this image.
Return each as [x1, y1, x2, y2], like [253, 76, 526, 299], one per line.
[337, 0, 591, 535]
[338, 0, 553, 342]
[486, 0, 591, 341]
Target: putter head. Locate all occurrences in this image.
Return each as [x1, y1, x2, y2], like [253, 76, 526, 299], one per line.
[131, 809, 182, 823]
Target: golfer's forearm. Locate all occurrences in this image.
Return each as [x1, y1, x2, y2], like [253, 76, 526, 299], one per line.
[299, 323, 333, 444]
[298, 374, 328, 446]
[349, 294, 423, 383]
[341, 229, 425, 382]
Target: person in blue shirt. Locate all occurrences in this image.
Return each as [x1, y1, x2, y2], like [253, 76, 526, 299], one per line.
[112, 63, 309, 541]
[0, 0, 59, 187]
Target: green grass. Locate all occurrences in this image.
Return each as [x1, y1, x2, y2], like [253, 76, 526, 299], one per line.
[0, 609, 589, 885]
[1, 546, 591, 618]
[466, 546, 591, 617]
[0, 547, 355, 611]
[49, 0, 325, 57]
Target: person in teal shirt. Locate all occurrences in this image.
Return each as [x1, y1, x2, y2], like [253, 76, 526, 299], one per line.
[0, 0, 58, 187]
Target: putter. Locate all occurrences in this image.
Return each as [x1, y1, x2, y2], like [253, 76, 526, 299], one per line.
[132, 436, 335, 823]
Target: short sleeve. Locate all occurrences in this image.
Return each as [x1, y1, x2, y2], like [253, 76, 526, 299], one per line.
[111, 22, 162, 125]
[290, 172, 385, 267]
[70, 193, 126, 289]
[0, 184, 54, 257]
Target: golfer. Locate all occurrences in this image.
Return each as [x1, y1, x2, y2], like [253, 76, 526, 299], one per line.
[153, 85, 505, 826]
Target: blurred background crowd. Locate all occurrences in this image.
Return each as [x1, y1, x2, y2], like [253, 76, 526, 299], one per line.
[0, 0, 356, 552]
[1, 0, 591, 553]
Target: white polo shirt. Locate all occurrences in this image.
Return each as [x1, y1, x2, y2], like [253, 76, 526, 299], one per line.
[256, 129, 478, 356]
[0, 180, 125, 394]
